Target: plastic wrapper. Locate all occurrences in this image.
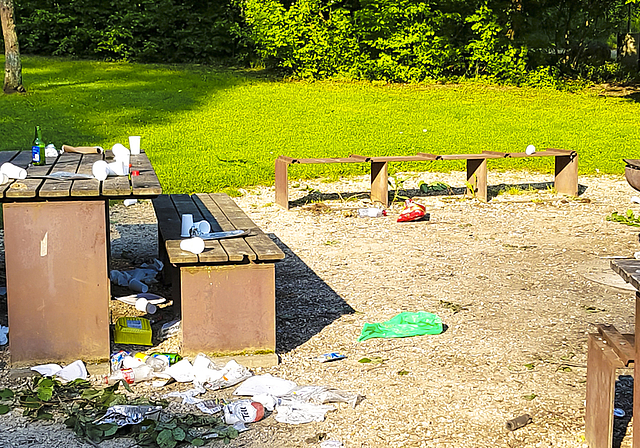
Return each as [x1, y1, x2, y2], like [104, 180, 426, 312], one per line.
[397, 199, 426, 222]
[281, 386, 362, 408]
[192, 356, 252, 390]
[94, 405, 163, 427]
[233, 373, 296, 397]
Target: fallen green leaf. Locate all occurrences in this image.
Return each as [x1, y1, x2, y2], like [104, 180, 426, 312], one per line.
[0, 389, 14, 400]
[0, 404, 10, 415]
[397, 370, 410, 375]
[524, 363, 535, 370]
[523, 394, 537, 401]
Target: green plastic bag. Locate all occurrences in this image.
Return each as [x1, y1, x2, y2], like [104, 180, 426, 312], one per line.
[358, 311, 443, 342]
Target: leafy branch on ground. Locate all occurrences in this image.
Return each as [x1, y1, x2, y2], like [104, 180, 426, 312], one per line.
[0, 376, 239, 447]
[606, 210, 640, 227]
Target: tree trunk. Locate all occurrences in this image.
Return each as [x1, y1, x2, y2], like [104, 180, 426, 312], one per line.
[1, 0, 25, 94]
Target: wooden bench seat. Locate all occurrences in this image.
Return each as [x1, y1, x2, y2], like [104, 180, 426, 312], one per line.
[585, 324, 635, 448]
[275, 149, 578, 209]
[152, 193, 285, 360]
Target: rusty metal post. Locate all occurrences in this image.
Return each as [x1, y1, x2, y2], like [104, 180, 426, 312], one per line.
[4, 200, 110, 366]
[370, 161, 389, 206]
[584, 334, 619, 448]
[275, 158, 290, 209]
[467, 158, 488, 202]
[180, 263, 275, 357]
[554, 153, 578, 197]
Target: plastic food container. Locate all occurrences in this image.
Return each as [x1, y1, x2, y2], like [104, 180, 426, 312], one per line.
[113, 317, 153, 346]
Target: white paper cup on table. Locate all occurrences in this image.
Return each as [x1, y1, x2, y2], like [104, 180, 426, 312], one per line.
[128, 278, 149, 293]
[0, 173, 9, 185]
[181, 214, 194, 237]
[196, 220, 211, 234]
[1, 163, 27, 180]
[92, 160, 110, 181]
[108, 160, 128, 176]
[129, 136, 141, 155]
[180, 237, 205, 255]
[135, 298, 157, 314]
[111, 144, 130, 173]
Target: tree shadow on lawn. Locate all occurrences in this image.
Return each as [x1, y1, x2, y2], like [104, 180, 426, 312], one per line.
[289, 181, 588, 209]
[0, 56, 265, 150]
[271, 235, 355, 353]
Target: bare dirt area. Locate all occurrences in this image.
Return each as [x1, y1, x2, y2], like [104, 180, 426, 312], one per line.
[1, 169, 639, 448]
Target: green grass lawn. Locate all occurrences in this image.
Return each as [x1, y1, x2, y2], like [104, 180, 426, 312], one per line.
[1, 55, 638, 194]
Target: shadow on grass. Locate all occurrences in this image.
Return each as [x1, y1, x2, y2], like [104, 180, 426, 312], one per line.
[272, 236, 355, 353]
[288, 181, 588, 209]
[0, 56, 271, 150]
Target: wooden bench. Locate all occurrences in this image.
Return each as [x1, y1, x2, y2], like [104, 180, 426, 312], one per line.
[152, 193, 285, 360]
[585, 324, 635, 448]
[275, 149, 578, 209]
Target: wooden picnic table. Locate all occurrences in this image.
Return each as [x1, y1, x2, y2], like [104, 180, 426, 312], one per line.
[0, 149, 161, 368]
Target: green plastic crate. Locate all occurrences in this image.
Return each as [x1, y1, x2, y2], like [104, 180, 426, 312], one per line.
[113, 317, 152, 346]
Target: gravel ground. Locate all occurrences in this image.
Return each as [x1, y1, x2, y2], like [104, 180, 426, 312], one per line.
[0, 169, 639, 448]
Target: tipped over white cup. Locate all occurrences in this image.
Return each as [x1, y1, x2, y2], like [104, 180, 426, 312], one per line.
[195, 220, 211, 234]
[525, 145, 536, 155]
[180, 237, 205, 255]
[1, 162, 27, 180]
[135, 297, 157, 314]
[92, 160, 112, 180]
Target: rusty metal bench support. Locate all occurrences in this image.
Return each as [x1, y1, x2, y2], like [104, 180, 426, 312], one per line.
[585, 323, 635, 448]
[180, 263, 276, 358]
[4, 200, 110, 367]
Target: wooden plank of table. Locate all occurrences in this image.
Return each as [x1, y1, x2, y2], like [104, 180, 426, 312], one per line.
[0, 150, 20, 165]
[169, 194, 229, 263]
[131, 153, 162, 196]
[39, 153, 82, 197]
[194, 193, 257, 262]
[291, 157, 364, 164]
[370, 155, 439, 162]
[610, 259, 640, 291]
[209, 193, 285, 261]
[505, 150, 573, 158]
[438, 153, 504, 160]
[4, 152, 53, 199]
[596, 324, 635, 366]
[71, 153, 103, 197]
[151, 195, 200, 264]
[101, 167, 132, 197]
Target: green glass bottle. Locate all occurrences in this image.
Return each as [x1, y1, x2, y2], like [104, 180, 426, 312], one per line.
[31, 126, 45, 166]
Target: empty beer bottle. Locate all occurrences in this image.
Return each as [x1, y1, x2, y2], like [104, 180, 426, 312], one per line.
[31, 126, 45, 166]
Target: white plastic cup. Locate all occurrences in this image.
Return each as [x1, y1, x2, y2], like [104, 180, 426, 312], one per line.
[181, 214, 194, 237]
[135, 298, 157, 314]
[196, 220, 211, 234]
[108, 160, 128, 176]
[129, 136, 141, 155]
[525, 145, 536, 155]
[180, 237, 205, 255]
[124, 199, 137, 206]
[128, 278, 149, 293]
[92, 160, 110, 181]
[0, 173, 9, 185]
[1, 162, 27, 180]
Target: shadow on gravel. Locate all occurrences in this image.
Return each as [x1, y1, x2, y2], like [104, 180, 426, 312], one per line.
[271, 235, 355, 353]
[288, 181, 588, 209]
[613, 375, 633, 448]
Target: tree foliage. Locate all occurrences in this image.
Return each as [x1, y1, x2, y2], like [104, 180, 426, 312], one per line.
[1, 0, 639, 84]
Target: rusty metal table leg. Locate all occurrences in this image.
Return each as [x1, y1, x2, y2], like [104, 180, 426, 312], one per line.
[585, 334, 623, 448]
[275, 158, 290, 210]
[371, 161, 389, 207]
[467, 158, 488, 202]
[4, 200, 110, 367]
[180, 263, 275, 357]
[554, 153, 579, 197]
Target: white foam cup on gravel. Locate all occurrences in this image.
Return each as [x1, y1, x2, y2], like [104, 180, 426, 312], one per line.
[135, 297, 157, 314]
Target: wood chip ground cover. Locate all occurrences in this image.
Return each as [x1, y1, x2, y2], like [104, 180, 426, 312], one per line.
[0, 170, 638, 448]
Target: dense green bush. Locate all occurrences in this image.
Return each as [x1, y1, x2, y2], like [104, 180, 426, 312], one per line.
[13, 0, 245, 64]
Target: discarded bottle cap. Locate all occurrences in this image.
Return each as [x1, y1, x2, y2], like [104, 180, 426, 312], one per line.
[505, 414, 531, 431]
[614, 408, 626, 417]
